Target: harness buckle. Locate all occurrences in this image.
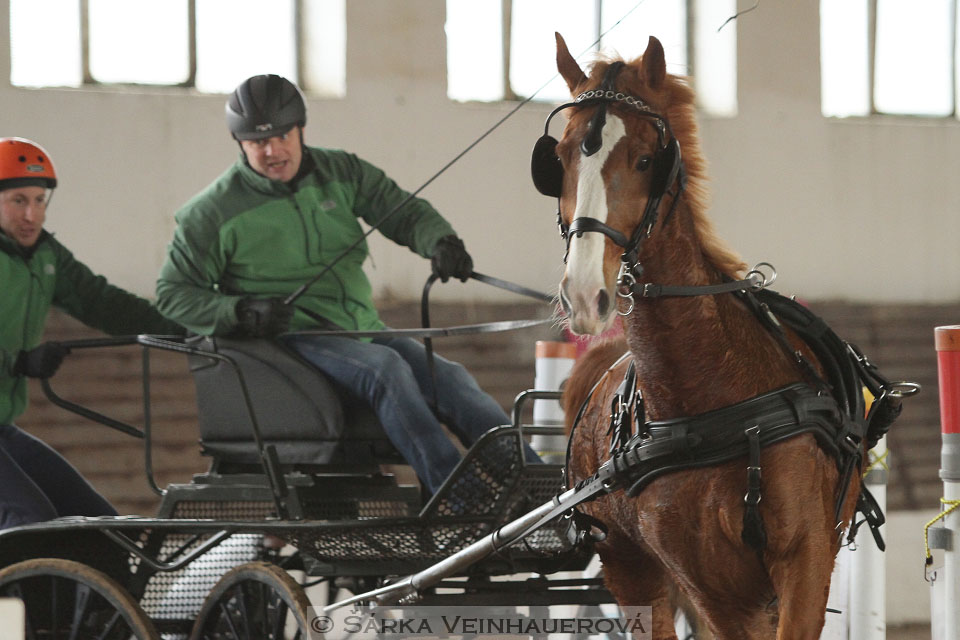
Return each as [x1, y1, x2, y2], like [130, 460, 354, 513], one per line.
[616, 263, 636, 316]
[641, 283, 662, 298]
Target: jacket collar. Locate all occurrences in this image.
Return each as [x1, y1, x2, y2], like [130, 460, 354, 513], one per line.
[235, 148, 317, 195]
[0, 229, 50, 259]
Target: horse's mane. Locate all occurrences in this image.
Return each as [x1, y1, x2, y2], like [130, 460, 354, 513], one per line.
[582, 55, 748, 279]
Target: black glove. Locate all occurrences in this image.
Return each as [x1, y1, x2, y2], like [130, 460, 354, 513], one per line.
[430, 235, 474, 283]
[235, 297, 294, 338]
[14, 341, 71, 378]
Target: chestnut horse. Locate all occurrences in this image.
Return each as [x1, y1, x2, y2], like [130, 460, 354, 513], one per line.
[539, 35, 860, 639]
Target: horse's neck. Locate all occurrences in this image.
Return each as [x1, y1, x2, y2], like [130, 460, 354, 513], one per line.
[624, 209, 802, 419]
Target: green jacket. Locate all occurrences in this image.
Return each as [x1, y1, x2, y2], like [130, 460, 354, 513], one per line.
[1, 230, 182, 424]
[156, 146, 456, 335]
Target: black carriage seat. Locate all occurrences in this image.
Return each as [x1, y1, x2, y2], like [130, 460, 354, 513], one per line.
[187, 336, 404, 470]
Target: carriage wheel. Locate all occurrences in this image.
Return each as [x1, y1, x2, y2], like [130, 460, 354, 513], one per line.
[189, 561, 314, 640]
[0, 557, 159, 639]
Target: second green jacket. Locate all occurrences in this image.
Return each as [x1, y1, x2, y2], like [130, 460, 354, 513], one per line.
[1, 230, 182, 424]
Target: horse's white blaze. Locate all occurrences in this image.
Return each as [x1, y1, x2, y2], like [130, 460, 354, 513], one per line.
[563, 114, 627, 334]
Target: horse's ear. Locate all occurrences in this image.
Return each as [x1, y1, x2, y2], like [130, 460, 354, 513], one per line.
[556, 32, 587, 94]
[641, 36, 666, 89]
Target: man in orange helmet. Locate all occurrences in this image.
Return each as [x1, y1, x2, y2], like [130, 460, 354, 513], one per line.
[0, 137, 183, 529]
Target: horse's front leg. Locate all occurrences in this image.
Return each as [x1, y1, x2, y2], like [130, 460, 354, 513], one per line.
[762, 435, 856, 640]
[594, 527, 680, 640]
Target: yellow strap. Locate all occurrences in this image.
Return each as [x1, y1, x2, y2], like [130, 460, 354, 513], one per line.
[862, 448, 889, 476]
[924, 497, 960, 564]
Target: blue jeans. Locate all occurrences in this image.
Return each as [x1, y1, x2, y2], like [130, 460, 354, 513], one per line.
[283, 335, 539, 492]
[0, 423, 117, 530]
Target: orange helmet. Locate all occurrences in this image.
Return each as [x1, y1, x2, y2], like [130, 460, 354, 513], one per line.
[0, 137, 57, 191]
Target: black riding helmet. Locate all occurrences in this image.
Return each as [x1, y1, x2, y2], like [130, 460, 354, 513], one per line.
[225, 74, 306, 141]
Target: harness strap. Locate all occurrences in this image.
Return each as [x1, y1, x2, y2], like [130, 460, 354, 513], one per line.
[742, 425, 768, 550]
[614, 383, 846, 495]
[739, 288, 905, 547]
[635, 276, 762, 299]
[849, 485, 887, 551]
[564, 352, 633, 490]
[737, 290, 832, 394]
[606, 360, 638, 453]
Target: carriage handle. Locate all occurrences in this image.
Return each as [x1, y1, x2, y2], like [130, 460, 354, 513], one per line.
[39, 334, 291, 516]
[420, 273, 555, 463]
[511, 389, 568, 432]
[39, 336, 161, 440]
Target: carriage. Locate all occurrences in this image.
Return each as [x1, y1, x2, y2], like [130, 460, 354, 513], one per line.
[0, 273, 623, 639]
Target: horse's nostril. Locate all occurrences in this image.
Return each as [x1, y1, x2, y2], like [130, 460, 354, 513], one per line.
[559, 288, 572, 316]
[597, 290, 610, 317]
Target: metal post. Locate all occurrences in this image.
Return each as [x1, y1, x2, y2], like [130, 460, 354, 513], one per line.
[849, 436, 887, 640]
[935, 325, 960, 640]
[530, 341, 577, 463]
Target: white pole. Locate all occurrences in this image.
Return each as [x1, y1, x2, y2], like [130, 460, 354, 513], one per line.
[935, 326, 960, 640]
[848, 436, 887, 640]
[530, 341, 577, 463]
[0, 598, 24, 639]
[940, 456, 960, 640]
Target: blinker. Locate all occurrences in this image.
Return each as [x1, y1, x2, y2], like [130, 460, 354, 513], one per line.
[531, 134, 563, 198]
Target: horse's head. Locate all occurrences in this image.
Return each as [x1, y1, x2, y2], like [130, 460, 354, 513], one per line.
[532, 34, 692, 336]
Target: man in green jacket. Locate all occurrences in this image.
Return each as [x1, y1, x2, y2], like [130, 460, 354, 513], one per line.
[0, 137, 183, 529]
[157, 75, 537, 493]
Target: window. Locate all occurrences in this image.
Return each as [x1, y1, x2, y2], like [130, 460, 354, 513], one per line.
[446, 0, 738, 117]
[9, 0, 345, 96]
[820, 0, 958, 118]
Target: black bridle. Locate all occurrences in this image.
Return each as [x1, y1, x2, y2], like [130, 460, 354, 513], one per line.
[530, 62, 685, 279]
[531, 64, 779, 311]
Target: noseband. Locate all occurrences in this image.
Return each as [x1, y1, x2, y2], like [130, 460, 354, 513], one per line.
[530, 62, 685, 280]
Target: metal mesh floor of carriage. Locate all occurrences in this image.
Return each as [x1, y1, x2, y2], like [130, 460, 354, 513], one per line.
[260, 427, 576, 564]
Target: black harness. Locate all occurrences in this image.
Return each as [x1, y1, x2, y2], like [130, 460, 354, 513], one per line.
[566, 288, 916, 552]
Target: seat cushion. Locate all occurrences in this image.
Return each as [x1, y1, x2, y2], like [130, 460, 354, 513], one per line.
[188, 336, 399, 465]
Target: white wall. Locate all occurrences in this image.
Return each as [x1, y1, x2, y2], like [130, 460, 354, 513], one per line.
[1, 0, 957, 303]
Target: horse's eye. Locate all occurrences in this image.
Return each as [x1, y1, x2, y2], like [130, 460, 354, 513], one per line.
[635, 155, 652, 172]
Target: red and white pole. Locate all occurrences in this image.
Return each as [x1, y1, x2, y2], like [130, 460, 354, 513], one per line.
[935, 325, 960, 640]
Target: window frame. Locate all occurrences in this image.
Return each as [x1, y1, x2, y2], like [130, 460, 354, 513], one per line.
[824, 0, 960, 119]
[448, 0, 737, 116]
[496, 0, 694, 102]
[74, 0, 305, 90]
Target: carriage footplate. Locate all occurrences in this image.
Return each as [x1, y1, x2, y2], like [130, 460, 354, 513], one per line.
[271, 426, 583, 575]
